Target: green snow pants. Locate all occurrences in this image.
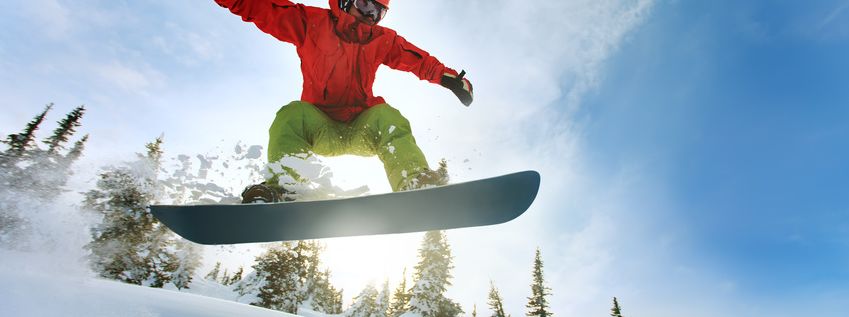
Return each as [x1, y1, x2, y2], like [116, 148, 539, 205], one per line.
[267, 101, 429, 192]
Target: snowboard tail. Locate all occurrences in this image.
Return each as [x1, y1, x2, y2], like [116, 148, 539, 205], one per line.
[151, 171, 540, 244]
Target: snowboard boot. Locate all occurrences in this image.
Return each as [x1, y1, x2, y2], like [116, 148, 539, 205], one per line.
[240, 182, 296, 203]
[401, 159, 449, 191]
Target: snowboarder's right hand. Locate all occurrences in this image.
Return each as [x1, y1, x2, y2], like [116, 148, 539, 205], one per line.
[440, 70, 474, 107]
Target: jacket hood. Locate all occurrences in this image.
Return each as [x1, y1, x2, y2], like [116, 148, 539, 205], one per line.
[328, 0, 381, 44]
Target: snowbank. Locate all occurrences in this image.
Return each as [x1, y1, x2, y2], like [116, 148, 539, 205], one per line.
[0, 251, 296, 317]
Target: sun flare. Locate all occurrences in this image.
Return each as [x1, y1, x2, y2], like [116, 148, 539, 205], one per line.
[317, 155, 421, 298]
[320, 155, 393, 194]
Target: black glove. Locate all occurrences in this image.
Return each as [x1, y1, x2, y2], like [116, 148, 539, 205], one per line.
[440, 70, 474, 107]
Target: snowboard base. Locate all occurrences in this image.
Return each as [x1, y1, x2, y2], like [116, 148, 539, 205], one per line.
[151, 171, 540, 244]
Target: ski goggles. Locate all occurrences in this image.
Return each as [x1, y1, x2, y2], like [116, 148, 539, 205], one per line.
[353, 0, 388, 23]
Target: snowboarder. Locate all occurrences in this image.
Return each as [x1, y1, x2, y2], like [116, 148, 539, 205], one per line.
[212, 0, 475, 203]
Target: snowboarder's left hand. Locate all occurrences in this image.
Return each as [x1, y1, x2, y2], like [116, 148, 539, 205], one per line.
[440, 70, 474, 107]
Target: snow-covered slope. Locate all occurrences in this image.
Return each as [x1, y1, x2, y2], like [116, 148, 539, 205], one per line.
[0, 149, 356, 317]
[0, 253, 295, 317]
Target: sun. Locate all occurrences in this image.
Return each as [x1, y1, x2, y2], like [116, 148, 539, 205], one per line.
[320, 233, 420, 296]
[317, 155, 422, 298]
[320, 154, 394, 194]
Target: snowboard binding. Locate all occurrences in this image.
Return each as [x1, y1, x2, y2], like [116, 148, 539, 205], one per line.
[401, 159, 450, 191]
[241, 183, 295, 203]
[241, 183, 278, 203]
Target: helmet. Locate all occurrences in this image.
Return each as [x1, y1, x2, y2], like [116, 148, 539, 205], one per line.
[375, 0, 389, 7]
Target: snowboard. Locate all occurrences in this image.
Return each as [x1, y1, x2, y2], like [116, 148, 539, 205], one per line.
[150, 170, 540, 245]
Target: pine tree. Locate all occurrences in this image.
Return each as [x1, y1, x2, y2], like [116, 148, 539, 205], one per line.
[171, 239, 202, 290]
[251, 242, 302, 313]
[376, 279, 391, 317]
[488, 281, 508, 317]
[44, 106, 85, 155]
[293, 240, 317, 305]
[1, 105, 89, 246]
[408, 231, 463, 317]
[206, 262, 222, 281]
[85, 137, 164, 285]
[233, 270, 262, 298]
[234, 242, 339, 314]
[2, 104, 51, 159]
[335, 289, 345, 314]
[63, 135, 89, 167]
[221, 268, 231, 285]
[1, 104, 88, 173]
[84, 137, 200, 289]
[525, 248, 552, 317]
[472, 304, 478, 317]
[345, 283, 380, 317]
[610, 297, 623, 317]
[144, 136, 164, 171]
[312, 268, 343, 313]
[228, 266, 244, 285]
[147, 229, 181, 288]
[388, 267, 411, 317]
[288, 240, 345, 313]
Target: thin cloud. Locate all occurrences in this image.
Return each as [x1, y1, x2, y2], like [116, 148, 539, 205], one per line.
[93, 61, 164, 94]
[21, 0, 72, 39]
[818, 1, 849, 30]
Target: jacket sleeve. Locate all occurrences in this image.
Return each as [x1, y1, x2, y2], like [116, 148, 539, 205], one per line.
[214, 0, 308, 46]
[382, 34, 456, 84]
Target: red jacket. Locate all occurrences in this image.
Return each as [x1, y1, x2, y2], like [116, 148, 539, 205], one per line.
[215, 0, 458, 122]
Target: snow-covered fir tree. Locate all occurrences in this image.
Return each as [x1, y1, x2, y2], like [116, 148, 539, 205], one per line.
[525, 248, 553, 317]
[221, 268, 231, 285]
[83, 137, 201, 288]
[206, 262, 222, 281]
[239, 241, 343, 314]
[311, 268, 344, 313]
[0, 104, 88, 247]
[376, 280, 391, 317]
[284, 240, 344, 314]
[610, 297, 623, 317]
[335, 289, 345, 314]
[227, 266, 244, 286]
[44, 105, 85, 156]
[250, 242, 302, 313]
[406, 230, 463, 317]
[293, 240, 318, 305]
[84, 137, 165, 284]
[171, 238, 202, 290]
[234, 270, 263, 298]
[388, 267, 411, 317]
[488, 281, 509, 317]
[345, 283, 381, 317]
[1, 104, 51, 158]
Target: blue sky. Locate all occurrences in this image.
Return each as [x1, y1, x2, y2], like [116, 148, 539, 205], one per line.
[577, 0, 849, 311]
[2, 0, 848, 316]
